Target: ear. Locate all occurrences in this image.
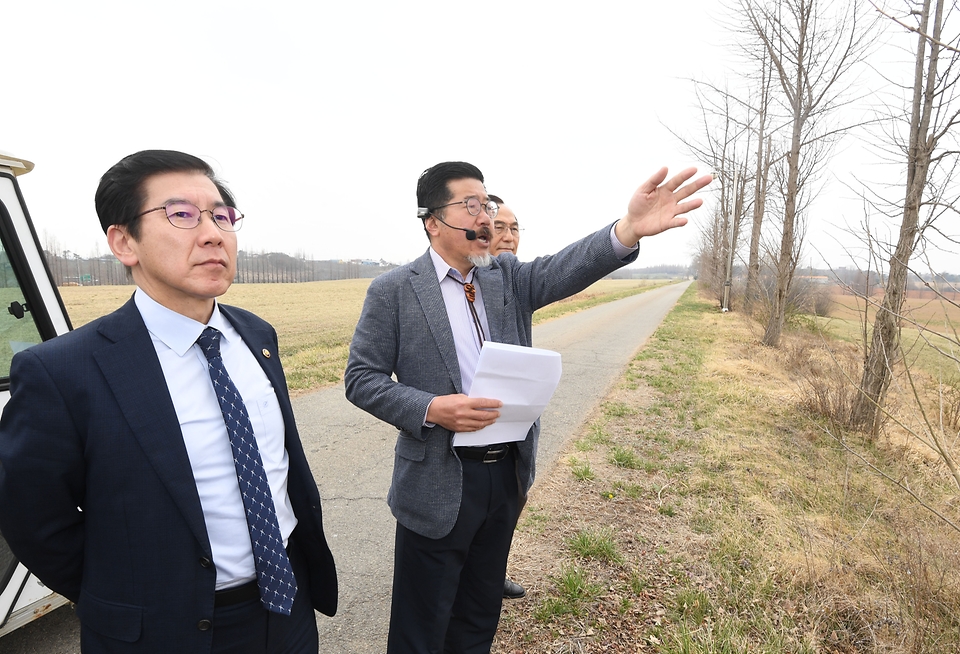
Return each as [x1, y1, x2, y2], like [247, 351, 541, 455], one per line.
[107, 225, 139, 268]
[424, 215, 441, 238]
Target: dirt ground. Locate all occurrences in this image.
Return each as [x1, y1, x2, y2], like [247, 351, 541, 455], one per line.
[491, 378, 708, 653]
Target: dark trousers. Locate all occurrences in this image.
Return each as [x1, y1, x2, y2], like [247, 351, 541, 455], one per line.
[387, 450, 521, 654]
[211, 537, 319, 654]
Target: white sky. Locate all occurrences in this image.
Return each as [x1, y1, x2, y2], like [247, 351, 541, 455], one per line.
[3, 1, 955, 273]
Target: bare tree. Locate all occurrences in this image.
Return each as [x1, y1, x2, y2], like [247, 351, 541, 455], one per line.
[852, 0, 960, 433]
[674, 81, 755, 307]
[739, 0, 873, 346]
[745, 54, 776, 313]
[679, 25, 778, 315]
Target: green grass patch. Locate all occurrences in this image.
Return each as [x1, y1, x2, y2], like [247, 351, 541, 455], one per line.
[612, 480, 644, 499]
[568, 457, 596, 482]
[533, 565, 602, 622]
[610, 446, 643, 469]
[585, 423, 612, 446]
[567, 528, 622, 563]
[602, 400, 634, 417]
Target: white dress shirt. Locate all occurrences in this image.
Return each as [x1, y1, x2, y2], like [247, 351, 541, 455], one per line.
[134, 289, 296, 589]
[428, 248, 491, 395]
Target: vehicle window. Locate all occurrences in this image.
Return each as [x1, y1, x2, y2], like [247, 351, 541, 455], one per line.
[0, 202, 43, 382]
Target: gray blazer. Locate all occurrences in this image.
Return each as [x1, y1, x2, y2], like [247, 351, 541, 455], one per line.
[344, 223, 637, 539]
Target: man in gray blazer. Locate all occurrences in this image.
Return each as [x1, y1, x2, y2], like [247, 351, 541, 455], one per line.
[344, 161, 710, 653]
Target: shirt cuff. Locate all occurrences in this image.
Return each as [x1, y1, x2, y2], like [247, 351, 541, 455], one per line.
[424, 398, 435, 428]
[610, 223, 639, 260]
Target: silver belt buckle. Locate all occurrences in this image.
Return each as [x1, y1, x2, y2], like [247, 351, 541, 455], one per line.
[483, 447, 505, 463]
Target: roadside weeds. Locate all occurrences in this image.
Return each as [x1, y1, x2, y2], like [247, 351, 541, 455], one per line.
[493, 285, 960, 653]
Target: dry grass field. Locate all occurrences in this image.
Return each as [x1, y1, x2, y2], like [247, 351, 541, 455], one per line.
[817, 292, 960, 389]
[827, 292, 960, 344]
[58, 278, 670, 394]
[493, 286, 960, 653]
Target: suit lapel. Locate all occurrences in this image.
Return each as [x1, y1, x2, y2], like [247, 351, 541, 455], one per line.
[93, 299, 210, 551]
[410, 251, 463, 393]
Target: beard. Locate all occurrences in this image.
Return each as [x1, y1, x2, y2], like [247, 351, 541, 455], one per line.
[467, 253, 492, 269]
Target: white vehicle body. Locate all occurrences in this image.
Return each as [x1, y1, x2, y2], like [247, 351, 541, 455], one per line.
[0, 152, 73, 636]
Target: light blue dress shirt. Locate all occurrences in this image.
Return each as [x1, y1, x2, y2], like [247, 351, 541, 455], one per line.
[134, 289, 296, 589]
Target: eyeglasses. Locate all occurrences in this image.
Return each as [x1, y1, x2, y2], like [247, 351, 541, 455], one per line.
[137, 201, 244, 232]
[493, 222, 521, 236]
[433, 197, 499, 219]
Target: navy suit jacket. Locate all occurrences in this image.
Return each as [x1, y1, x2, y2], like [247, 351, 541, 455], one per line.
[344, 224, 636, 539]
[0, 298, 336, 652]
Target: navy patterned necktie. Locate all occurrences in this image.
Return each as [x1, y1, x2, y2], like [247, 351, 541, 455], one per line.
[196, 326, 297, 615]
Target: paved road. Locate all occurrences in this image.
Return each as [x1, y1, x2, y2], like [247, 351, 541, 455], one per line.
[1, 281, 690, 653]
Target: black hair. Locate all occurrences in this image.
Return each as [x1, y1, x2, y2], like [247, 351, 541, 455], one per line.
[416, 161, 484, 215]
[94, 150, 235, 238]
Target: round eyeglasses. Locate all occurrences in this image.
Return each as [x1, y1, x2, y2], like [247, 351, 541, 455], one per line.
[137, 201, 243, 232]
[433, 197, 499, 219]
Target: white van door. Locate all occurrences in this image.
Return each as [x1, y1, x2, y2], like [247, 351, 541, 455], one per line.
[0, 155, 73, 636]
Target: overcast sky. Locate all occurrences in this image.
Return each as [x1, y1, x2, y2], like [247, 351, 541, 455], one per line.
[3, 1, 954, 273]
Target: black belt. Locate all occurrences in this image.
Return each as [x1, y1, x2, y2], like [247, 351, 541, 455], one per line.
[455, 445, 511, 463]
[215, 580, 259, 607]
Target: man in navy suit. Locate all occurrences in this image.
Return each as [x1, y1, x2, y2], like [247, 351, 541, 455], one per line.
[344, 161, 710, 653]
[0, 150, 336, 653]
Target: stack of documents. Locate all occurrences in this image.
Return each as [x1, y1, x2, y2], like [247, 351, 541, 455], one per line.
[453, 342, 562, 447]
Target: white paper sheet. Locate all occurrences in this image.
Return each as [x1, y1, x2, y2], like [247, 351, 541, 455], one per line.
[453, 341, 562, 447]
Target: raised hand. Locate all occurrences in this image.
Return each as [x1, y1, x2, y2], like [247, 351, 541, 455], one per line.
[614, 167, 713, 247]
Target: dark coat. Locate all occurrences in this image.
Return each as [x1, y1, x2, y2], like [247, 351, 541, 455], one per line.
[0, 299, 337, 653]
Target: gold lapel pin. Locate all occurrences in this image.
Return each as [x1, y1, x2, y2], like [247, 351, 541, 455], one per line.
[262, 349, 271, 358]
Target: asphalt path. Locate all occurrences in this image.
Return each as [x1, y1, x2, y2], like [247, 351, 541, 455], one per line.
[1, 280, 690, 653]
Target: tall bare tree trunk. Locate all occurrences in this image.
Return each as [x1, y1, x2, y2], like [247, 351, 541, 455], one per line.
[763, 117, 803, 346]
[745, 135, 770, 314]
[762, 0, 807, 347]
[745, 54, 773, 314]
[852, 0, 942, 433]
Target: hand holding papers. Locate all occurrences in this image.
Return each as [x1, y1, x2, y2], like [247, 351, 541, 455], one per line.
[453, 342, 562, 447]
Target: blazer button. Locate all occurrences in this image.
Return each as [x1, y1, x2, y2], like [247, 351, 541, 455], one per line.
[199, 557, 212, 568]
[198, 619, 212, 631]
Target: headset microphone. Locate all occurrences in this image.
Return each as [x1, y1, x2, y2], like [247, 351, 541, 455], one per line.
[417, 208, 477, 240]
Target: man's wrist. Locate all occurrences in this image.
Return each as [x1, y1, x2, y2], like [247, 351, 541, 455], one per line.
[610, 222, 639, 259]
